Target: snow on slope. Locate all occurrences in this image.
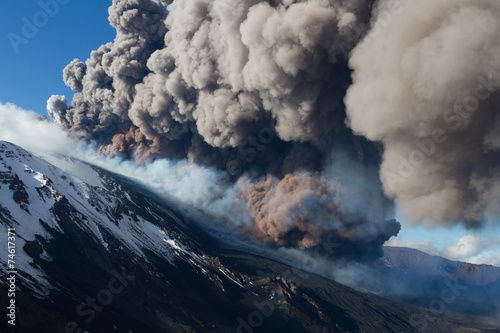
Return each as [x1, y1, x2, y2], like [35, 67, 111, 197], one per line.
[0, 141, 206, 298]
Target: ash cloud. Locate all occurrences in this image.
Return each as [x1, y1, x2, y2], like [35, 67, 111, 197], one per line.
[142, 0, 374, 148]
[49, 0, 406, 262]
[57, 0, 375, 147]
[345, 0, 500, 228]
[62, 0, 167, 133]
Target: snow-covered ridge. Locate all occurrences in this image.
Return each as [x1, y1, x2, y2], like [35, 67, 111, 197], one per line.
[0, 141, 210, 298]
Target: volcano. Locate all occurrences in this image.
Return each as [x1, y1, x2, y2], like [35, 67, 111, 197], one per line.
[0, 140, 498, 333]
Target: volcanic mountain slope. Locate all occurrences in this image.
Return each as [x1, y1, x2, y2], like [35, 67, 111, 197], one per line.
[0, 141, 498, 333]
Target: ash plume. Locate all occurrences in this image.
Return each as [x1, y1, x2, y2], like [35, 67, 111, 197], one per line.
[62, 0, 167, 133]
[345, 0, 500, 228]
[58, 0, 375, 146]
[49, 0, 404, 262]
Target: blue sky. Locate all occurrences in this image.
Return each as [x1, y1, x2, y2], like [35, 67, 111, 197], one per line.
[0, 1, 498, 266]
[0, 0, 114, 114]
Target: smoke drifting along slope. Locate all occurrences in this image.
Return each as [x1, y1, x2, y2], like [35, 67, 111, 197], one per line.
[346, 0, 500, 228]
[48, 0, 397, 260]
[48, 0, 497, 260]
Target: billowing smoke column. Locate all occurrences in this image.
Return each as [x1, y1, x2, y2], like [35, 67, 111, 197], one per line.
[346, 0, 500, 228]
[49, 0, 403, 262]
[63, 0, 167, 131]
[59, 0, 375, 147]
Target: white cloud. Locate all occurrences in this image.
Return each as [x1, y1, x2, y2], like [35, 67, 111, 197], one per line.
[443, 235, 500, 260]
[0, 102, 78, 154]
[442, 235, 484, 259]
[467, 253, 500, 267]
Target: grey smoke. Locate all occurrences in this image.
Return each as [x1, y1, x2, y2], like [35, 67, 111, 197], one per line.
[56, 0, 375, 147]
[63, 59, 86, 92]
[61, 0, 167, 132]
[140, 0, 374, 147]
[49, 0, 406, 259]
[345, 0, 500, 227]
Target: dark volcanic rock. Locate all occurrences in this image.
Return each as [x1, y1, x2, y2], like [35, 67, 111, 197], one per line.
[23, 239, 44, 263]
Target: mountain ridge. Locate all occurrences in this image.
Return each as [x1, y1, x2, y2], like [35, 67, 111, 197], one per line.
[383, 246, 500, 284]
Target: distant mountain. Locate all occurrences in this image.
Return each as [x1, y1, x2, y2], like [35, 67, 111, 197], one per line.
[383, 246, 500, 285]
[373, 246, 500, 318]
[0, 141, 498, 333]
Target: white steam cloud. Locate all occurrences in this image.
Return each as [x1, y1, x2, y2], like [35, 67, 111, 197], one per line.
[0, 102, 78, 154]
